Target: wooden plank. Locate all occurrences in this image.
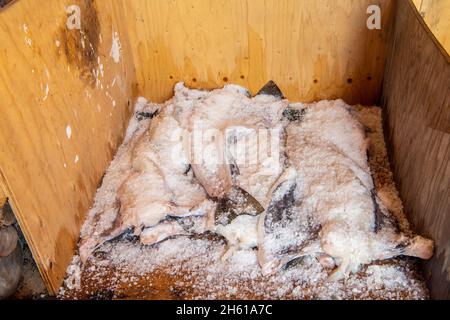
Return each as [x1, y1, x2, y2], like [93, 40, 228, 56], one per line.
[124, 0, 392, 106]
[412, 0, 450, 54]
[0, 0, 136, 294]
[0, 182, 6, 207]
[381, 0, 450, 299]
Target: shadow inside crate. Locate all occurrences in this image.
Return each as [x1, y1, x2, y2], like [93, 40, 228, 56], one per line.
[1, 202, 48, 299]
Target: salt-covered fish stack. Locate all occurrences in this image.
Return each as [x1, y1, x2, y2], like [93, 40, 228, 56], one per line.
[79, 81, 433, 281]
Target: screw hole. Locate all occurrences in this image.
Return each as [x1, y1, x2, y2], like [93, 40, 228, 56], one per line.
[367, 76, 372, 81]
[240, 75, 245, 79]
[347, 78, 353, 84]
[313, 79, 318, 84]
[223, 77, 228, 82]
[192, 78, 197, 82]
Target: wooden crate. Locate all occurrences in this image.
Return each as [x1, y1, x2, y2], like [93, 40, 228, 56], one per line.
[0, 0, 448, 298]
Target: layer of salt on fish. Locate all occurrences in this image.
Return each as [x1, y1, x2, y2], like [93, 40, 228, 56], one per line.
[60, 83, 433, 300]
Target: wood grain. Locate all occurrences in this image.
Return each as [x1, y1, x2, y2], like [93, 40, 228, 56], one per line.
[0, 0, 136, 293]
[381, 0, 450, 299]
[124, 0, 392, 105]
[413, 0, 450, 54]
[0, 184, 6, 208]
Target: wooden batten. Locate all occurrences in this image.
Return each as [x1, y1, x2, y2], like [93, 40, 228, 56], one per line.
[0, 0, 136, 293]
[124, 0, 392, 106]
[381, 0, 450, 299]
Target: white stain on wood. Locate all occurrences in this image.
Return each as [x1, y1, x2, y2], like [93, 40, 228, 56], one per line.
[110, 32, 121, 63]
[43, 84, 49, 101]
[66, 126, 72, 139]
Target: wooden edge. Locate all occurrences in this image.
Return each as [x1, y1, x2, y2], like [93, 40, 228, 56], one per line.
[406, 0, 450, 61]
[0, 177, 7, 208]
[0, 168, 57, 294]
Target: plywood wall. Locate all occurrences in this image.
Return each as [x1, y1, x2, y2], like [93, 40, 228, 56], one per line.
[0, 184, 6, 208]
[0, 0, 136, 294]
[124, 0, 392, 106]
[382, 0, 450, 299]
[413, 0, 450, 54]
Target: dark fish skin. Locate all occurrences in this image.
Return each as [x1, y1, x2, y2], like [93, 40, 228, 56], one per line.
[183, 164, 192, 176]
[259, 176, 323, 274]
[215, 187, 264, 226]
[264, 182, 297, 230]
[135, 110, 159, 121]
[120, 228, 140, 242]
[365, 142, 401, 234]
[282, 256, 306, 270]
[256, 80, 285, 99]
[282, 107, 306, 122]
[394, 238, 411, 253]
[372, 190, 384, 233]
[353, 173, 400, 235]
[229, 163, 240, 177]
[371, 190, 401, 234]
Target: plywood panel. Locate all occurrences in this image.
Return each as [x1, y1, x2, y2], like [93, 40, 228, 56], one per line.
[0, 184, 6, 208]
[124, 0, 392, 105]
[381, 0, 450, 299]
[0, 0, 136, 293]
[413, 0, 450, 54]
